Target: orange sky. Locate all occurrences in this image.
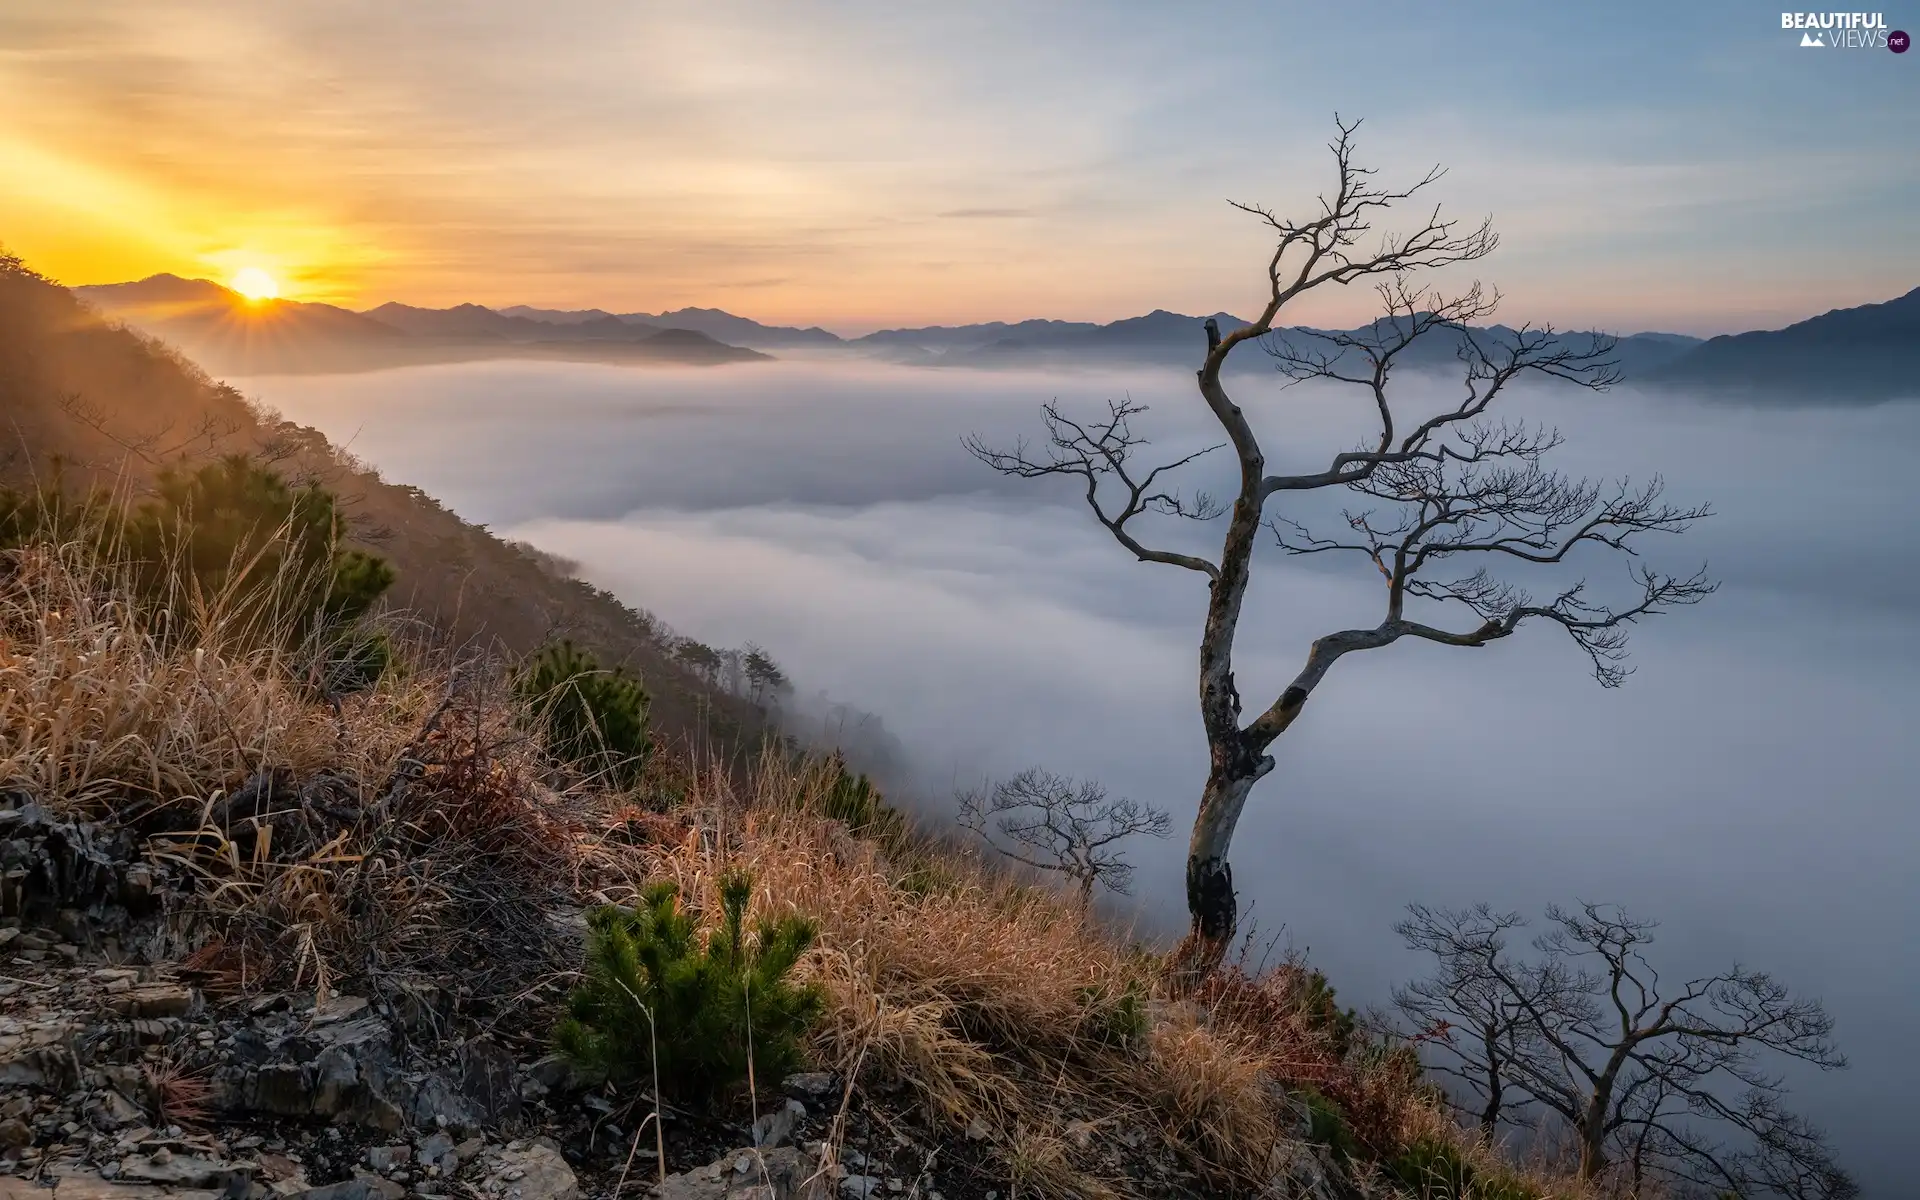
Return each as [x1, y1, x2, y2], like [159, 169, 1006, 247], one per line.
[3, 2, 1913, 334]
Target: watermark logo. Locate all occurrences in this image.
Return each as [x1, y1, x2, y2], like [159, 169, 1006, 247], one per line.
[1782, 12, 1901, 48]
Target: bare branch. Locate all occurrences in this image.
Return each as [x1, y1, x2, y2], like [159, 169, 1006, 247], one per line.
[966, 398, 1225, 578]
[956, 767, 1172, 907]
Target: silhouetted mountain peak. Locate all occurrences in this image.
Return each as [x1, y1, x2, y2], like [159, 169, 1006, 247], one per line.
[1652, 286, 1918, 402]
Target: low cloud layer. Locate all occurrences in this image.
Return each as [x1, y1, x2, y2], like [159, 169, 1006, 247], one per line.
[248, 358, 1919, 1188]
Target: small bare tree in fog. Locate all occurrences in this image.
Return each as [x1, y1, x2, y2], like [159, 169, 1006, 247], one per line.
[1392, 904, 1585, 1140]
[1396, 902, 1855, 1197]
[967, 117, 1714, 976]
[956, 768, 1172, 909]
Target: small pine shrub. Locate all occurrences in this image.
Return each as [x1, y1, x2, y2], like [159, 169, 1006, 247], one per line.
[319, 630, 395, 695]
[1389, 1137, 1473, 1198]
[555, 871, 824, 1103]
[1297, 1087, 1361, 1163]
[1386, 1136, 1539, 1200]
[515, 639, 652, 786]
[324, 548, 397, 624]
[816, 753, 905, 842]
[1291, 967, 1359, 1059]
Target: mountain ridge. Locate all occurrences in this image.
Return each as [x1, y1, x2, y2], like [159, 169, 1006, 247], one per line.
[73, 276, 769, 373]
[76, 274, 1918, 400]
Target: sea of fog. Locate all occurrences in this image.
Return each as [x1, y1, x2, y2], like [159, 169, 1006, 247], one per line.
[239, 357, 1918, 1188]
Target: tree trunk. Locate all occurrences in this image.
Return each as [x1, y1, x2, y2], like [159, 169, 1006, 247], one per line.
[1168, 357, 1272, 984]
[1479, 1035, 1503, 1138]
[1577, 1084, 1615, 1181]
[1171, 738, 1270, 983]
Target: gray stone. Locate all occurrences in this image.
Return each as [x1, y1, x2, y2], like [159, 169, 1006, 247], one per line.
[281, 1182, 387, 1200]
[455, 1040, 521, 1127]
[837, 1176, 883, 1200]
[478, 1144, 577, 1200]
[415, 1133, 454, 1168]
[1260, 1141, 1345, 1200]
[657, 1147, 823, 1200]
[779, 1074, 837, 1108]
[115, 1154, 243, 1189]
[91, 1091, 145, 1129]
[750, 1101, 806, 1150]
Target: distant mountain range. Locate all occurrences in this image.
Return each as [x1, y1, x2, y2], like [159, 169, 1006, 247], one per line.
[1647, 287, 1919, 402]
[72, 275, 1916, 401]
[74, 276, 770, 374]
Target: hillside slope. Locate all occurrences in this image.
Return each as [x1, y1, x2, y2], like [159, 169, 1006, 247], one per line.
[1651, 286, 1920, 401]
[3, 252, 768, 751]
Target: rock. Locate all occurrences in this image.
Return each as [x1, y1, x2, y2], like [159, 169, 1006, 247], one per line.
[282, 1182, 388, 1200]
[348, 1176, 403, 1200]
[312, 995, 368, 1024]
[455, 1039, 521, 1126]
[837, 1176, 883, 1200]
[256, 1155, 301, 1182]
[779, 1074, 837, 1109]
[657, 1147, 824, 1200]
[750, 1101, 806, 1150]
[521, 1056, 580, 1099]
[3, 1179, 223, 1200]
[90, 1091, 145, 1129]
[116, 1153, 243, 1189]
[478, 1143, 577, 1200]
[1261, 1141, 1345, 1200]
[415, 1133, 454, 1169]
[218, 1016, 405, 1130]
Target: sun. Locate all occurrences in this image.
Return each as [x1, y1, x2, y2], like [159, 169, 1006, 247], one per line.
[230, 266, 280, 302]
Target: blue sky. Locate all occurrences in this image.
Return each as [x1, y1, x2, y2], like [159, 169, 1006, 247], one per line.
[1, 0, 1914, 331]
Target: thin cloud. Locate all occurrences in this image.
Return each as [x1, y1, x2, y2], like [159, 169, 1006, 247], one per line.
[937, 207, 1035, 219]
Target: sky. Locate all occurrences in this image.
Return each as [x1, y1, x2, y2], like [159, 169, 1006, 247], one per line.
[3, 1, 1916, 333]
[242, 356, 1918, 1190]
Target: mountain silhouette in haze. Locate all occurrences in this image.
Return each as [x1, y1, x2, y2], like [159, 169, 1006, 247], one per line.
[1650, 287, 1920, 402]
[500, 305, 845, 351]
[365, 301, 671, 343]
[75, 275, 1917, 401]
[75, 276, 769, 373]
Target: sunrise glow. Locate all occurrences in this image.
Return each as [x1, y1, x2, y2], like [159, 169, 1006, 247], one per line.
[230, 266, 279, 301]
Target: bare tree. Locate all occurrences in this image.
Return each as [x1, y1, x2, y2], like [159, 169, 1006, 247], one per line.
[1392, 904, 1586, 1141]
[956, 767, 1172, 909]
[1396, 902, 1855, 1196]
[967, 117, 1714, 976]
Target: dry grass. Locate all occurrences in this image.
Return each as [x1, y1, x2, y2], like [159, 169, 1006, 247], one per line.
[0, 535, 1614, 1199]
[0, 540, 580, 1012]
[0, 541, 362, 814]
